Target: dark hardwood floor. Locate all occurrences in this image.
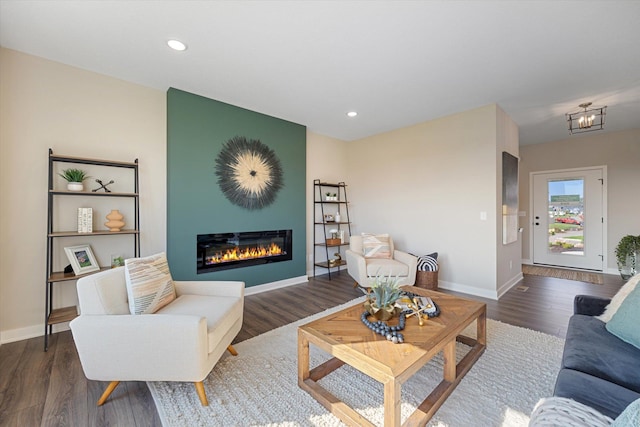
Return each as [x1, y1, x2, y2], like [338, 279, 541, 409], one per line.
[0, 270, 625, 426]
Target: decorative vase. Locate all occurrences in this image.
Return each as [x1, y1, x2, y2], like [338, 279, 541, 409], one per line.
[105, 209, 125, 232]
[364, 301, 401, 321]
[618, 252, 638, 280]
[67, 182, 83, 191]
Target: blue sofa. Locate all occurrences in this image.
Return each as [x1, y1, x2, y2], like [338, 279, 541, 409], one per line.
[553, 295, 640, 419]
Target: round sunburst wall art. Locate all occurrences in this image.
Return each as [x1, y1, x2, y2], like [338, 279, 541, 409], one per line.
[214, 136, 283, 210]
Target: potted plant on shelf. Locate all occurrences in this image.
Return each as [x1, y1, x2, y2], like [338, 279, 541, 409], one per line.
[615, 235, 640, 280]
[58, 168, 90, 191]
[364, 273, 403, 320]
[325, 192, 337, 201]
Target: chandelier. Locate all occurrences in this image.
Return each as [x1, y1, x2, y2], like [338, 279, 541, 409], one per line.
[566, 102, 607, 134]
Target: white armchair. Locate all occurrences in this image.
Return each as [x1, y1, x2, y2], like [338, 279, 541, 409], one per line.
[345, 234, 418, 287]
[69, 267, 244, 406]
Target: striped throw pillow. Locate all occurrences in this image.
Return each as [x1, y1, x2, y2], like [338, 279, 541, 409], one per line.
[124, 252, 176, 315]
[417, 253, 439, 271]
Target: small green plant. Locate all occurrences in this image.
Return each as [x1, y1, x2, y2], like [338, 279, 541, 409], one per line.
[369, 273, 402, 309]
[615, 235, 640, 268]
[58, 168, 89, 182]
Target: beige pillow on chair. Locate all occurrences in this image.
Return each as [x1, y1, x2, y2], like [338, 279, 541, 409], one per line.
[362, 234, 392, 259]
[124, 252, 176, 315]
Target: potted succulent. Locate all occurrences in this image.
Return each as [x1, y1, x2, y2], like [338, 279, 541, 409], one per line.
[615, 235, 640, 280]
[364, 273, 403, 320]
[325, 192, 338, 201]
[58, 168, 90, 191]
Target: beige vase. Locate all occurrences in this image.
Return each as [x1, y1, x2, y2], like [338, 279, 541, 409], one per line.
[105, 209, 125, 232]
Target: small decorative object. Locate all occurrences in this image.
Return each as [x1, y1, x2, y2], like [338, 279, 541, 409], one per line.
[325, 192, 338, 201]
[363, 273, 403, 321]
[324, 214, 334, 223]
[360, 310, 406, 344]
[615, 235, 640, 279]
[328, 252, 342, 267]
[326, 229, 341, 246]
[400, 292, 440, 326]
[92, 179, 114, 192]
[335, 211, 341, 223]
[111, 254, 124, 268]
[105, 209, 125, 232]
[215, 136, 283, 210]
[64, 244, 100, 275]
[77, 207, 93, 233]
[58, 168, 89, 191]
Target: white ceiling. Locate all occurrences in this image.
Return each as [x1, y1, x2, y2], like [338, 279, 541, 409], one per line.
[1, 1, 639, 145]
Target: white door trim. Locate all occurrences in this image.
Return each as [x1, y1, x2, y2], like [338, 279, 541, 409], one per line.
[529, 165, 608, 271]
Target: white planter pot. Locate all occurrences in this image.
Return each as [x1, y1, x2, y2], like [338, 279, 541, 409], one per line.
[67, 182, 84, 191]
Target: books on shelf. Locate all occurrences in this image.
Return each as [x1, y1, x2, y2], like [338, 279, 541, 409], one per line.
[77, 208, 93, 233]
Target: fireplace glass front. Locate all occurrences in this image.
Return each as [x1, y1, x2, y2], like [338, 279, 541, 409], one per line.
[197, 229, 292, 274]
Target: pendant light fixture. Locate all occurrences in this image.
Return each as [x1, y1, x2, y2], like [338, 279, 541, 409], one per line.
[566, 102, 607, 134]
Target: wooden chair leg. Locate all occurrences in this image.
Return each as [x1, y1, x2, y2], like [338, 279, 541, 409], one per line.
[194, 381, 208, 406]
[97, 381, 120, 406]
[227, 344, 238, 356]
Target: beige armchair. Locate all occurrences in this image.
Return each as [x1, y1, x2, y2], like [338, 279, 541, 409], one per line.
[345, 234, 418, 287]
[69, 267, 244, 406]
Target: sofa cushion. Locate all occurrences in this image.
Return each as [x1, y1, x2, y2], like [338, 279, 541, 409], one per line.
[554, 369, 640, 420]
[597, 272, 640, 323]
[365, 258, 410, 277]
[125, 252, 176, 315]
[156, 294, 243, 354]
[562, 314, 640, 393]
[606, 284, 640, 350]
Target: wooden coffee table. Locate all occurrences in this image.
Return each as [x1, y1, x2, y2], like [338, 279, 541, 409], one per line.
[298, 286, 486, 427]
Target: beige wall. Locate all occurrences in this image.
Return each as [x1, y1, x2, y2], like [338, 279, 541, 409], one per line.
[495, 105, 522, 294]
[306, 131, 349, 276]
[519, 129, 640, 273]
[0, 48, 166, 343]
[342, 104, 518, 299]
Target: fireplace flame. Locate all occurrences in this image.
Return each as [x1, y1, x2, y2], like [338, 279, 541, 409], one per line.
[205, 242, 284, 265]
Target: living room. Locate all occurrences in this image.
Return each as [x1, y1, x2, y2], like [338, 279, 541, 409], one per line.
[1, 2, 639, 425]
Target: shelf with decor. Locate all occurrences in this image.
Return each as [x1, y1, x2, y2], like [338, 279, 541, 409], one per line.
[313, 179, 352, 280]
[45, 149, 140, 351]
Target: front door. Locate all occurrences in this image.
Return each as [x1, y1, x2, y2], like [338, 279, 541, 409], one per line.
[532, 167, 604, 270]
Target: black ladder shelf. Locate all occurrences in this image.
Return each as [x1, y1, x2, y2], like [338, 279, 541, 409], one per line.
[313, 179, 352, 280]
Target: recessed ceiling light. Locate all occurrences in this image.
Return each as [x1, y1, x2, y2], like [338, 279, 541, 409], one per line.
[346, 111, 358, 118]
[167, 39, 187, 51]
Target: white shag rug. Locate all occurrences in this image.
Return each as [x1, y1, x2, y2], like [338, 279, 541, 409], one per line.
[148, 297, 564, 426]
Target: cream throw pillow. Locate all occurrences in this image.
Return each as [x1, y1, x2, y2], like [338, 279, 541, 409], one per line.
[362, 233, 392, 259]
[125, 252, 176, 315]
[596, 272, 640, 323]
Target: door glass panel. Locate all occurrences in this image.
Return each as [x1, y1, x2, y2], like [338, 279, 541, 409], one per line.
[548, 179, 584, 256]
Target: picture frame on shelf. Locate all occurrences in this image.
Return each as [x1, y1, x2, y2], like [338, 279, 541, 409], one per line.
[64, 244, 100, 275]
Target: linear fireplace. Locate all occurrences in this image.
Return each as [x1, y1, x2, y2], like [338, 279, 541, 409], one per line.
[197, 229, 292, 274]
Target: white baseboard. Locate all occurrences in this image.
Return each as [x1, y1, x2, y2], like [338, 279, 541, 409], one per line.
[1, 323, 70, 345]
[497, 272, 523, 299]
[438, 280, 499, 300]
[244, 275, 308, 296]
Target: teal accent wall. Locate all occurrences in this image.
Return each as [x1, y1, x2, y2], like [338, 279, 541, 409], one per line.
[167, 88, 306, 287]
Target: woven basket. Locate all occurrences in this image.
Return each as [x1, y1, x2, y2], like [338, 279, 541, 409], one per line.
[415, 270, 438, 290]
[325, 238, 341, 246]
